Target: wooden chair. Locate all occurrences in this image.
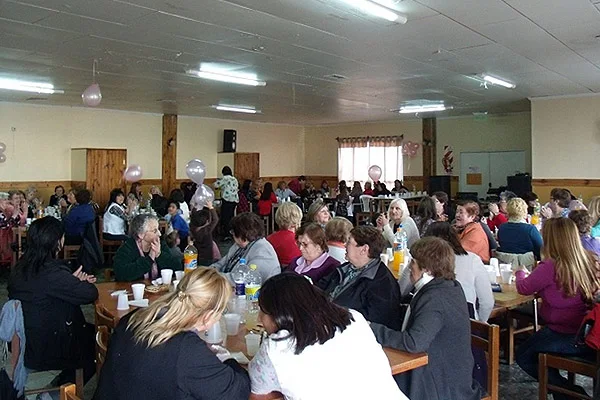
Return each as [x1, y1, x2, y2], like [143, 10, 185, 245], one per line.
[95, 303, 116, 331]
[96, 325, 110, 376]
[354, 212, 372, 227]
[60, 383, 82, 400]
[98, 215, 122, 264]
[260, 215, 271, 235]
[471, 319, 500, 400]
[538, 351, 600, 400]
[506, 298, 541, 364]
[62, 244, 81, 261]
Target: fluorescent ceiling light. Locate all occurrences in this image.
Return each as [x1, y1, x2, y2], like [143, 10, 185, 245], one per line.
[0, 78, 63, 94]
[399, 104, 448, 113]
[212, 104, 260, 114]
[482, 75, 516, 89]
[340, 0, 406, 23]
[187, 66, 266, 86]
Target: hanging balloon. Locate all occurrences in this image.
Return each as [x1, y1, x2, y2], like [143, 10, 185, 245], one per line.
[402, 142, 411, 156]
[0, 154, 6, 163]
[191, 184, 215, 210]
[82, 83, 102, 107]
[368, 165, 382, 182]
[185, 159, 207, 185]
[0, 142, 6, 152]
[123, 164, 143, 182]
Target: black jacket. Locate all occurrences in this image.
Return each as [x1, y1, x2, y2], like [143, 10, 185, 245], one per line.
[8, 260, 98, 371]
[371, 278, 482, 400]
[317, 260, 402, 330]
[94, 312, 250, 400]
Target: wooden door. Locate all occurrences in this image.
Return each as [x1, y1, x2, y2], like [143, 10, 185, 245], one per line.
[86, 149, 127, 209]
[234, 153, 260, 182]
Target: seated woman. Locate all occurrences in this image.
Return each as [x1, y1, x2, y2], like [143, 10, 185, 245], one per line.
[63, 189, 96, 245]
[169, 188, 190, 223]
[497, 198, 543, 266]
[103, 188, 131, 242]
[376, 198, 419, 248]
[25, 186, 41, 218]
[516, 218, 600, 399]
[289, 223, 340, 282]
[371, 237, 483, 400]
[317, 226, 402, 330]
[412, 196, 437, 237]
[325, 216, 354, 264]
[319, 180, 330, 196]
[334, 185, 352, 221]
[421, 222, 494, 321]
[569, 210, 600, 255]
[306, 199, 331, 227]
[128, 182, 144, 204]
[189, 200, 219, 266]
[48, 185, 67, 207]
[589, 195, 600, 238]
[391, 179, 409, 194]
[149, 186, 168, 217]
[257, 182, 278, 217]
[363, 181, 374, 196]
[211, 212, 280, 284]
[432, 191, 450, 221]
[8, 190, 27, 226]
[237, 179, 256, 213]
[0, 197, 22, 265]
[113, 214, 182, 281]
[249, 273, 407, 399]
[486, 202, 508, 232]
[94, 268, 250, 400]
[167, 201, 189, 251]
[59, 188, 77, 217]
[454, 201, 490, 263]
[266, 202, 302, 268]
[373, 182, 391, 197]
[274, 180, 297, 201]
[8, 217, 98, 386]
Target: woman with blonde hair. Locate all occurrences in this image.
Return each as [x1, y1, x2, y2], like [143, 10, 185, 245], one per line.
[376, 198, 419, 248]
[94, 267, 250, 400]
[588, 195, 600, 238]
[267, 202, 303, 267]
[325, 217, 354, 263]
[307, 199, 331, 227]
[497, 197, 543, 264]
[515, 218, 600, 399]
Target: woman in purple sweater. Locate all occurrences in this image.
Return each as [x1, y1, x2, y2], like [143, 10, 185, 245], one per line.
[515, 217, 600, 399]
[288, 222, 340, 282]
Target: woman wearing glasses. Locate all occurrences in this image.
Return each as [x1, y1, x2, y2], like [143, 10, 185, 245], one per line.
[288, 223, 340, 282]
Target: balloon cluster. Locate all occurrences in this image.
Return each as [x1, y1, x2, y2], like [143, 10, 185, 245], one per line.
[124, 164, 143, 182]
[186, 159, 214, 210]
[368, 165, 382, 182]
[402, 141, 420, 158]
[0, 142, 6, 163]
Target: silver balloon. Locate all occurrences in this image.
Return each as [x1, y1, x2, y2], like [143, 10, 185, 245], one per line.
[82, 83, 102, 106]
[0, 154, 6, 163]
[191, 184, 214, 210]
[0, 142, 6, 153]
[123, 164, 143, 182]
[185, 159, 207, 185]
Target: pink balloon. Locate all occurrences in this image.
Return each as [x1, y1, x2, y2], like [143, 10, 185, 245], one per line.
[402, 143, 410, 156]
[123, 164, 143, 182]
[411, 142, 420, 151]
[191, 184, 215, 210]
[82, 83, 102, 106]
[368, 165, 382, 182]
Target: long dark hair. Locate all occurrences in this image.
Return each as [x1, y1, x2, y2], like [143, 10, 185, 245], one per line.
[416, 196, 437, 230]
[106, 188, 125, 211]
[260, 182, 274, 201]
[14, 217, 64, 279]
[258, 272, 353, 355]
[424, 221, 467, 256]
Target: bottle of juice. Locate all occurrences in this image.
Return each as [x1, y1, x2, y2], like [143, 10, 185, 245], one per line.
[392, 226, 406, 273]
[183, 242, 198, 274]
[244, 264, 262, 330]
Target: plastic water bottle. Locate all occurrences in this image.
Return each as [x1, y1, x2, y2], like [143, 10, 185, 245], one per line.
[231, 258, 248, 298]
[183, 242, 198, 274]
[245, 264, 262, 302]
[392, 226, 407, 273]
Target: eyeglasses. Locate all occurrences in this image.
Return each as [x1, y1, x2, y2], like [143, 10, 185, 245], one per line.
[297, 241, 314, 248]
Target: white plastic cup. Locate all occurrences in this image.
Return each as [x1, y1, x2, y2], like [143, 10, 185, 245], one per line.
[223, 313, 241, 336]
[490, 258, 499, 270]
[116, 293, 129, 310]
[245, 333, 261, 357]
[175, 271, 184, 281]
[172, 280, 180, 292]
[386, 247, 393, 260]
[204, 321, 223, 344]
[501, 270, 513, 284]
[380, 253, 389, 265]
[131, 283, 145, 301]
[161, 269, 173, 285]
[487, 270, 497, 284]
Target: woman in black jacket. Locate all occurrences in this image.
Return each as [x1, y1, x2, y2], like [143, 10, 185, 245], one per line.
[8, 216, 98, 386]
[370, 237, 482, 400]
[94, 267, 250, 400]
[317, 226, 402, 330]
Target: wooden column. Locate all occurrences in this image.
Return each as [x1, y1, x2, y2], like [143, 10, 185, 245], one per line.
[162, 114, 177, 194]
[422, 117, 437, 191]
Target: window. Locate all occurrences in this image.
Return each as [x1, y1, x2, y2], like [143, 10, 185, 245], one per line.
[337, 136, 403, 188]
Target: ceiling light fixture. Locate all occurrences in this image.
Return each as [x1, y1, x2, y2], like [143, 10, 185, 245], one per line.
[0, 78, 63, 94]
[187, 66, 266, 86]
[399, 104, 448, 113]
[482, 74, 516, 89]
[340, 0, 407, 23]
[212, 104, 261, 114]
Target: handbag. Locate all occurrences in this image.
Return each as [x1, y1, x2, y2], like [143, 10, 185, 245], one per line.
[576, 303, 600, 350]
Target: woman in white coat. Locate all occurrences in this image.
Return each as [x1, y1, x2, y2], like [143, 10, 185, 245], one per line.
[376, 198, 420, 248]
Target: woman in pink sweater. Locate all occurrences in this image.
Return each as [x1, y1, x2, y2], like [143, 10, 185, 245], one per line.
[515, 218, 600, 399]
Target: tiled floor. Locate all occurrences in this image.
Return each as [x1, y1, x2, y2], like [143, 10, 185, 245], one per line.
[0, 255, 594, 399]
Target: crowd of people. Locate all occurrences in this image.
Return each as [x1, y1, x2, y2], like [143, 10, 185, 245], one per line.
[4, 174, 600, 400]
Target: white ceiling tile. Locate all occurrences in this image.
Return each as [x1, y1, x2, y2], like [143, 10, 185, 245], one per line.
[416, 0, 520, 26]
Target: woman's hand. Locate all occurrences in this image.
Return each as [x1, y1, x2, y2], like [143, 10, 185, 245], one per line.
[540, 206, 553, 219]
[58, 198, 67, 208]
[513, 264, 529, 276]
[206, 200, 214, 210]
[376, 214, 388, 229]
[149, 237, 161, 260]
[72, 266, 97, 283]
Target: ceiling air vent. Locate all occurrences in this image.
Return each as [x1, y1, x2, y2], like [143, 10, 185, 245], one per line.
[26, 97, 47, 101]
[323, 74, 348, 82]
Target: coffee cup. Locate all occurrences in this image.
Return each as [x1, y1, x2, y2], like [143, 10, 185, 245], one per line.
[161, 269, 173, 285]
[175, 271, 184, 281]
[131, 283, 145, 301]
[224, 313, 241, 336]
[245, 333, 261, 357]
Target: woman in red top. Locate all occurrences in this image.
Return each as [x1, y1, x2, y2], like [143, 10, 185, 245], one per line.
[257, 182, 278, 216]
[363, 182, 374, 196]
[266, 202, 303, 267]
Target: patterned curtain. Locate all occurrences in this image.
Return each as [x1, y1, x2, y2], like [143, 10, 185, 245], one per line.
[336, 137, 369, 148]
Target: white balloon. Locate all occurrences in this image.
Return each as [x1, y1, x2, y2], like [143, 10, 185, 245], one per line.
[0, 154, 6, 163]
[82, 83, 102, 106]
[191, 184, 215, 210]
[0, 142, 6, 153]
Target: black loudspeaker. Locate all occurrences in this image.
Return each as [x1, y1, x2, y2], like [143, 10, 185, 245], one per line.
[223, 129, 237, 153]
[429, 176, 451, 196]
[507, 174, 532, 197]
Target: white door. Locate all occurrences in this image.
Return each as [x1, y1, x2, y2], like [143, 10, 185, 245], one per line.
[489, 151, 526, 188]
[460, 152, 491, 199]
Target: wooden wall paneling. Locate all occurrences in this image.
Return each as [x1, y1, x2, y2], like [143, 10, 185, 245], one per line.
[86, 149, 127, 209]
[162, 114, 177, 196]
[422, 117, 436, 191]
[234, 153, 260, 183]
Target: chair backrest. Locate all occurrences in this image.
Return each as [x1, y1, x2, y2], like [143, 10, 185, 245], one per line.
[470, 319, 500, 400]
[98, 215, 104, 246]
[95, 303, 116, 331]
[96, 325, 110, 376]
[60, 383, 82, 400]
[359, 195, 373, 212]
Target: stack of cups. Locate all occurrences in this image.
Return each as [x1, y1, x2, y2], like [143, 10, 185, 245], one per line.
[489, 258, 500, 277]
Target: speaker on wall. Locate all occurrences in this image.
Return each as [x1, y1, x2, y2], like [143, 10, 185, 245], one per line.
[507, 174, 531, 197]
[429, 175, 451, 196]
[223, 129, 237, 153]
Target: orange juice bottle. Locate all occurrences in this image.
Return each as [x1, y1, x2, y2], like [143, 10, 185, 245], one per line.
[392, 226, 407, 273]
[183, 242, 198, 274]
